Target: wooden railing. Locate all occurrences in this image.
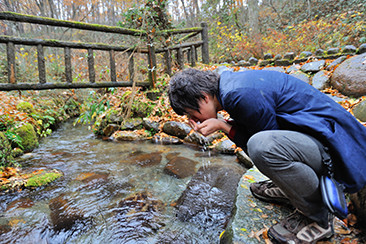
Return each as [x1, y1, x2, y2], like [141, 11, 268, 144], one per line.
[0, 12, 209, 91]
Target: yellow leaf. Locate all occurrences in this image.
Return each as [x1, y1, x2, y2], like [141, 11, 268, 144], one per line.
[219, 230, 225, 239]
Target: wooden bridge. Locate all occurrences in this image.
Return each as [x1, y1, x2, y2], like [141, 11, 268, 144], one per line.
[0, 12, 209, 91]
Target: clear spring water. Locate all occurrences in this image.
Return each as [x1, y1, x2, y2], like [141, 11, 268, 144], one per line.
[0, 121, 238, 244]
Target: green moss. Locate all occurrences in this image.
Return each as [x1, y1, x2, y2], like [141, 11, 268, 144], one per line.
[13, 123, 39, 152]
[16, 101, 36, 114]
[11, 147, 23, 158]
[0, 132, 14, 167]
[25, 171, 62, 187]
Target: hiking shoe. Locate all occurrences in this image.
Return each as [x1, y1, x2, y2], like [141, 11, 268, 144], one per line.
[250, 180, 290, 205]
[268, 210, 334, 244]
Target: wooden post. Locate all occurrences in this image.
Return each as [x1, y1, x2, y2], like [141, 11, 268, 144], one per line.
[128, 50, 134, 82]
[147, 40, 156, 88]
[37, 44, 46, 84]
[64, 47, 72, 83]
[88, 48, 95, 83]
[6, 42, 16, 83]
[164, 50, 172, 76]
[200, 22, 209, 64]
[109, 50, 116, 82]
[190, 45, 196, 67]
[177, 47, 184, 70]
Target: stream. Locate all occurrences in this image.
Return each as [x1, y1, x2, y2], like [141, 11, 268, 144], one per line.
[0, 121, 240, 244]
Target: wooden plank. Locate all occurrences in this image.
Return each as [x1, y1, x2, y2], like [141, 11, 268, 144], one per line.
[0, 82, 150, 91]
[109, 50, 116, 82]
[6, 42, 15, 84]
[155, 40, 203, 53]
[88, 48, 95, 83]
[0, 35, 132, 52]
[64, 47, 72, 83]
[0, 11, 146, 36]
[37, 44, 46, 84]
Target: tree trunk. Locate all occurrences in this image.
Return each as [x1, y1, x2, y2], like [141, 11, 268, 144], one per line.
[248, 0, 259, 36]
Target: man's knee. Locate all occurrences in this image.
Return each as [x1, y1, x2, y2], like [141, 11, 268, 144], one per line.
[247, 131, 278, 164]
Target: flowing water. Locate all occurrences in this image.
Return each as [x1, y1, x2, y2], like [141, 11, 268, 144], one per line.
[0, 121, 238, 244]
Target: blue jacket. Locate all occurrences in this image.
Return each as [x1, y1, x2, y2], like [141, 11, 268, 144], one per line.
[218, 70, 366, 193]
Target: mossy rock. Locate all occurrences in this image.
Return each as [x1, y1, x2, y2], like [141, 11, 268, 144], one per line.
[25, 169, 63, 188]
[16, 101, 36, 114]
[13, 123, 39, 153]
[0, 132, 14, 167]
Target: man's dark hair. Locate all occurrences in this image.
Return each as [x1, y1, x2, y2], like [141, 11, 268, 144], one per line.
[168, 68, 219, 115]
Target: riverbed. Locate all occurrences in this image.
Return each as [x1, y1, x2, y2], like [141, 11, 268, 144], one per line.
[0, 121, 239, 244]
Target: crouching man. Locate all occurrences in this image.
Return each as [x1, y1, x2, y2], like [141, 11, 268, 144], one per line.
[168, 68, 366, 243]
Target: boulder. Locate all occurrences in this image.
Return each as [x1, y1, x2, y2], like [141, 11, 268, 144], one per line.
[184, 131, 208, 145]
[151, 132, 182, 145]
[330, 53, 366, 97]
[300, 51, 312, 58]
[286, 64, 301, 74]
[143, 118, 160, 133]
[283, 52, 295, 60]
[214, 66, 234, 75]
[352, 100, 366, 122]
[300, 60, 326, 73]
[315, 49, 325, 56]
[326, 56, 347, 71]
[163, 121, 192, 139]
[312, 70, 330, 90]
[359, 43, 366, 54]
[289, 71, 310, 84]
[214, 139, 236, 155]
[263, 53, 273, 60]
[327, 47, 340, 55]
[235, 148, 253, 168]
[13, 123, 38, 153]
[103, 124, 119, 137]
[164, 156, 198, 178]
[112, 130, 149, 141]
[249, 57, 258, 66]
[120, 118, 143, 130]
[262, 67, 285, 73]
[342, 45, 357, 54]
[175, 164, 245, 229]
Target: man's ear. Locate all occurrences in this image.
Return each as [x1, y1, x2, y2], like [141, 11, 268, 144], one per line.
[202, 92, 210, 103]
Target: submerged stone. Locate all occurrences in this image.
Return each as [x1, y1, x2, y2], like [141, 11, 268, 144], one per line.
[175, 164, 245, 229]
[49, 194, 91, 232]
[113, 191, 165, 240]
[164, 156, 198, 179]
[120, 151, 162, 167]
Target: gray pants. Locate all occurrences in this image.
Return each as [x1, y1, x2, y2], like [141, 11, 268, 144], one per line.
[247, 130, 329, 225]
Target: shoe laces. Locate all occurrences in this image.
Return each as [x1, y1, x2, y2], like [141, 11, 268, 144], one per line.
[283, 211, 311, 232]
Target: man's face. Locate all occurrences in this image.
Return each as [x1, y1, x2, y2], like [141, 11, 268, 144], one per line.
[185, 96, 217, 123]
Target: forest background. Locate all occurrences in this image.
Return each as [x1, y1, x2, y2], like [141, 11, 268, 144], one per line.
[1, 0, 366, 84]
[0, 0, 366, 166]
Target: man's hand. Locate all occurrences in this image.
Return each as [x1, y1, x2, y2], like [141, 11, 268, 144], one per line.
[188, 118, 232, 136]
